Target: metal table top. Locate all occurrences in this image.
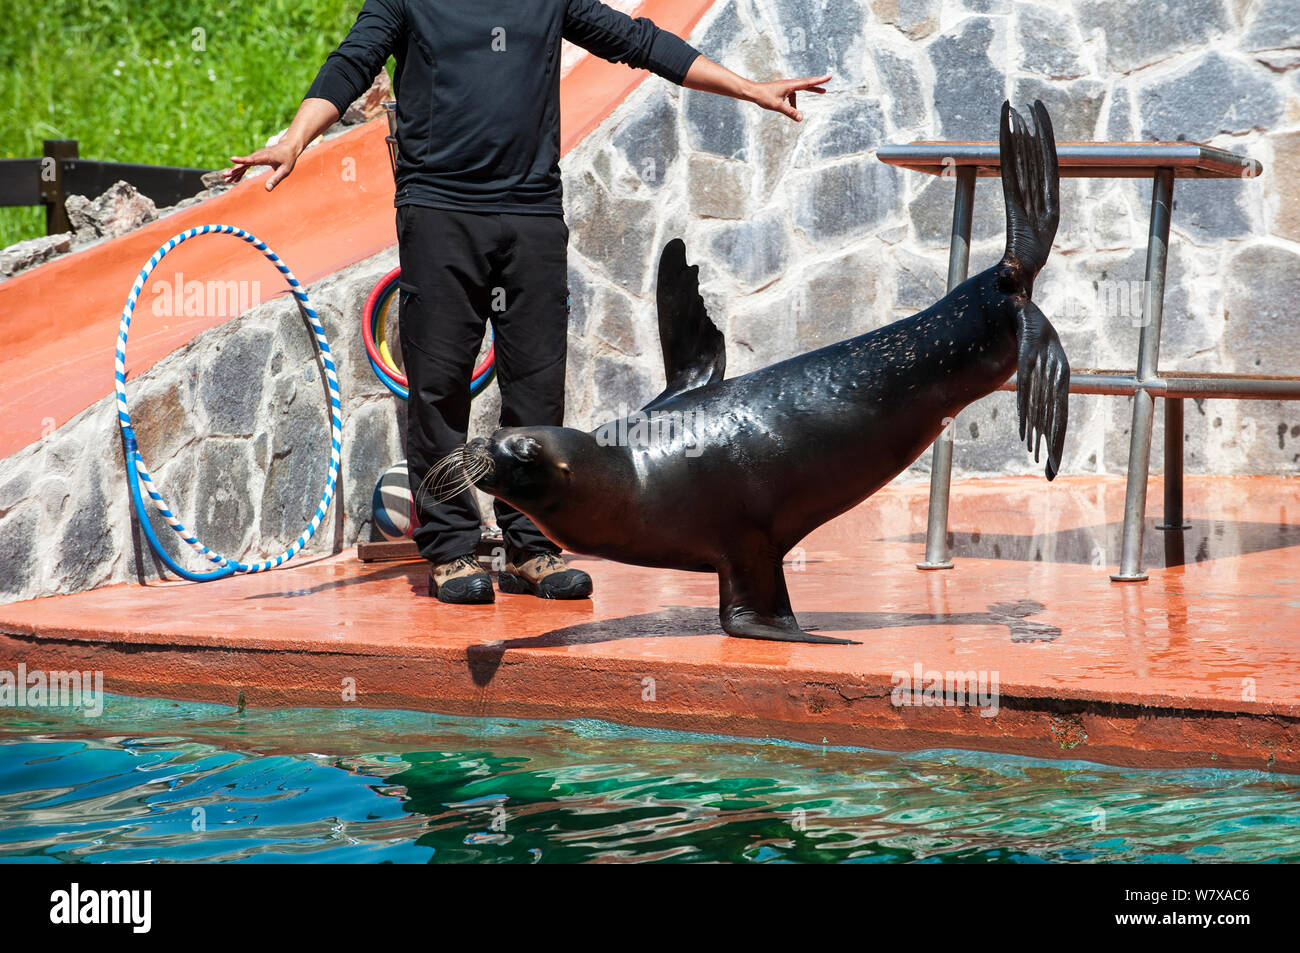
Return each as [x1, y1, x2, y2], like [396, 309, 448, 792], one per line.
[876, 141, 1262, 179]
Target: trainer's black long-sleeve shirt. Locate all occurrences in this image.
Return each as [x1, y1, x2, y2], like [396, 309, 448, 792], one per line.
[306, 0, 700, 214]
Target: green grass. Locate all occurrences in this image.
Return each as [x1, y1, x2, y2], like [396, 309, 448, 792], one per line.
[0, 0, 373, 248]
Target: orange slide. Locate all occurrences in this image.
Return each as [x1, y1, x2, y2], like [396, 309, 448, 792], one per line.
[0, 0, 714, 460]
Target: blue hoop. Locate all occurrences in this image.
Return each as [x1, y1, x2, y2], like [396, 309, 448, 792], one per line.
[115, 224, 343, 581]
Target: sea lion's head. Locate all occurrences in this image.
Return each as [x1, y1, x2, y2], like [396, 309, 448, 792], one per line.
[420, 426, 585, 512]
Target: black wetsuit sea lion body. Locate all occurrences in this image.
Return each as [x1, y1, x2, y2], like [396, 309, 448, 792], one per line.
[457, 102, 1070, 643]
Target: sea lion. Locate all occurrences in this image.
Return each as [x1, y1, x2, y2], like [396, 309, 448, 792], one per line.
[432, 101, 1069, 644]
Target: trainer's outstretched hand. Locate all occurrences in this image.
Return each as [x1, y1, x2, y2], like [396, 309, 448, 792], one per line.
[683, 56, 831, 123]
[748, 73, 831, 122]
[222, 139, 301, 191]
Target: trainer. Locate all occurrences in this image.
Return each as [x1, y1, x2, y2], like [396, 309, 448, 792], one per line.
[224, 0, 828, 605]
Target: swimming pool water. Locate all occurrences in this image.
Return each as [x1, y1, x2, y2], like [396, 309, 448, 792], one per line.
[1, 696, 1296, 863]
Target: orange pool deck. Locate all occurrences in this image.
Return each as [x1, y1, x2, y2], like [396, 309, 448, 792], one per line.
[3, 474, 1299, 773]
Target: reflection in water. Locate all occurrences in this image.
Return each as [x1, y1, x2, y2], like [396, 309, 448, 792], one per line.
[1, 696, 1296, 864]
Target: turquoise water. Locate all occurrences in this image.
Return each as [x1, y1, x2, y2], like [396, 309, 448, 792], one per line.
[0, 696, 1296, 863]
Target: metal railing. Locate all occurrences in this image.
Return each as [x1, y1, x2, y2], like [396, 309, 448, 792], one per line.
[877, 139, 1293, 582]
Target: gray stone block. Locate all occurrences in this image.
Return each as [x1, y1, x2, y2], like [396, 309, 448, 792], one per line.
[792, 246, 886, 348]
[1243, 0, 1300, 51]
[612, 91, 679, 189]
[767, 0, 868, 83]
[1011, 77, 1106, 143]
[806, 99, 886, 161]
[199, 326, 274, 436]
[569, 173, 657, 293]
[259, 379, 333, 548]
[0, 507, 39, 601]
[52, 473, 113, 592]
[688, 154, 753, 220]
[567, 266, 594, 337]
[1138, 52, 1283, 141]
[1223, 244, 1300, 374]
[1077, 0, 1229, 74]
[868, 0, 939, 40]
[792, 158, 903, 241]
[684, 88, 748, 160]
[709, 210, 790, 289]
[929, 18, 1006, 139]
[873, 48, 926, 129]
[1016, 4, 1086, 78]
[1172, 178, 1254, 243]
[908, 174, 1003, 246]
[192, 439, 257, 557]
[592, 354, 653, 422]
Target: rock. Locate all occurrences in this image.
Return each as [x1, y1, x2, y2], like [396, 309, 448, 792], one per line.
[0, 233, 72, 278]
[792, 158, 903, 242]
[1105, 86, 1135, 140]
[568, 173, 656, 292]
[594, 287, 643, 355]
[1223, 244, 1300, 373]
[694, 0, 743, 61]
[1139, 52, 1284, 141]
[612, 90, 679, 189]
[260, 374, 333, 548]
[198, 326, 274, 435]
[567, 266, 594, 337]
[1011, 77, 1106, 143]
[683, 88, 748, 160]
[929, 18, 1006, 139]
[192, 439, 257, 557]
[1244, 0, 1300, 52]
[752, 102, 801, 202]
[768, 0, 868, 84]
[342, 69, 393, 124]
[1077, 0, 1229, 74]
[869, 0, 939, 40]
[894, 250, 948, 314]
[65, 180, 157, 244]
[52, 473, 114, 592]
[709, 210, 790, 289]
[592, 354, 652, 422]
[873, 48, 927, 129]
[1016, 4, 1087, 78]
[1268, 131, 1300, 243]
[0, 507, 39, 601]
[342, 400, 399, 532]
[133, 374, 200, 463]
[687, 154, 753, 220]
[804, 98, 887, 161]
[908, 174, 1003, 246]
[1172, 178, 1254, 243]
[793, 246, 886, 348]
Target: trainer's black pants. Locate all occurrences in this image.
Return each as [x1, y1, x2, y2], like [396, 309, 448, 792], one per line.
[396, 204, 567, 565]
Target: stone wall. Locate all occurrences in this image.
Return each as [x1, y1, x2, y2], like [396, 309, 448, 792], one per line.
[3, 0, 1298, 604]
[560, 0, 1300, 481]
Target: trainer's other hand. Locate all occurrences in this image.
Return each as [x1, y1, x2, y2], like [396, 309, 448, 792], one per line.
[222, 139, 301, 191]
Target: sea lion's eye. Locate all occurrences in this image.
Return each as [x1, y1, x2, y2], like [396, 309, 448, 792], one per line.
[509, 437, 541, 462]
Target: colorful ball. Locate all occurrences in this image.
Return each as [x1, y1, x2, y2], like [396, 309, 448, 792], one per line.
[372, 460, 414, 540]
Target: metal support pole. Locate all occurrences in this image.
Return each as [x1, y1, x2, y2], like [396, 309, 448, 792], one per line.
[1156, 396, 1191, 531]
[918, 165, 976, 570]
[1111, 168, 1175, 581]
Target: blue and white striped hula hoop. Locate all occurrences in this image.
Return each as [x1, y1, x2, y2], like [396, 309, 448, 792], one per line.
[115, 224, 342, 581]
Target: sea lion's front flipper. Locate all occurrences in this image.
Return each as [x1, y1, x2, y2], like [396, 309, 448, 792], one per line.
[1015, 298, 1070, 481]
[642, 239, 726, 410]
[717, 553, 860, 645]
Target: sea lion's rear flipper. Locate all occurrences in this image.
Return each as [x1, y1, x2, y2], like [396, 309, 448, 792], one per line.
[642, 239, 726, 411]
[1015, 298, 1070, 481]
[999, 100, 1059, 293]
[717, 552, 860, 645]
